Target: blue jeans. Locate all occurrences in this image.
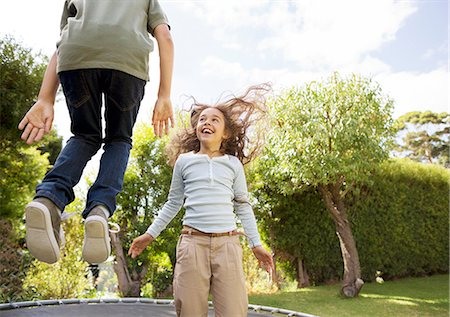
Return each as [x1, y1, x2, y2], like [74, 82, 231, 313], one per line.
[36, 69, 146, 218]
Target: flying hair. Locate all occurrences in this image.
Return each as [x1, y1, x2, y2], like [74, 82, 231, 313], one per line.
[166, 83, 271, 166]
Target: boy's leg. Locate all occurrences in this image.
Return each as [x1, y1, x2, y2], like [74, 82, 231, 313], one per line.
[210, 236, 248, 317]
[35, 69, 103, 210]
[173, 235, 211, 317]
[83, 70, 145, 216]
[82, 70, 145, 264]
[27, 69, 103, 263]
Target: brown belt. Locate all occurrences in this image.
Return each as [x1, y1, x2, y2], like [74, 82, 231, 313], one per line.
[181, 227, 244, 237]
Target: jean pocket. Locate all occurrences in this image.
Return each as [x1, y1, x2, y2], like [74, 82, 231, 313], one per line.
[59, 71, 90, 108]
[108, 71, 146, 112]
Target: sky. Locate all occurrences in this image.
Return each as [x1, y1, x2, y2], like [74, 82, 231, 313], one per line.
[0, 0, 448, 187]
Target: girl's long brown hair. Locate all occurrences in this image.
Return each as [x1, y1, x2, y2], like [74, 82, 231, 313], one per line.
[167, 84, 271, 166]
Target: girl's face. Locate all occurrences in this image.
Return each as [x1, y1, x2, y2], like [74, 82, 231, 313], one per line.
[196, 107, 228, 150]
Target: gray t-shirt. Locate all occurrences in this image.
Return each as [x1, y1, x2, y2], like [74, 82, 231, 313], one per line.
[57, 0, 169, 81]
[147, 152, 263, 248]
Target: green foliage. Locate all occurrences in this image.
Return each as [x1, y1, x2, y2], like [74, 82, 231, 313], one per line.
[0, 140, 49, 220]
[260, 72, 395, 192]
[22, 200, 94, 299]
[350, 159, 449, 280]
[36, 129, 63, 165]
[252, 159, 449, 283]
[252, 183, 343, 284]
[0, 219, 33, 302]
[0, 35, 47, 141]
[394, 111, 449, 167]
[150, 267, 173, 297]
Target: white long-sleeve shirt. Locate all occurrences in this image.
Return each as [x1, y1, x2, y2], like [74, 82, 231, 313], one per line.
[146, 152, 262, 248]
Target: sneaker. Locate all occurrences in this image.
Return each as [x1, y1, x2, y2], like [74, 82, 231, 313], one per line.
[82, 205, 111, 264]
[25, 197, 62, 264]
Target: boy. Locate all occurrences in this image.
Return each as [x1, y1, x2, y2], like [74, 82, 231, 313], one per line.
[18, 0, 174, 265]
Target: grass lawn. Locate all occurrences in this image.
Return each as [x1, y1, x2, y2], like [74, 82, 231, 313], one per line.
[248, 274, 448, 317]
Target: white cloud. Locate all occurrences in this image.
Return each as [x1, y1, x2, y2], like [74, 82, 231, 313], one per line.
[183, 0, 417, 70]
[422, 41, 448, 60]
[375, 68, 448, 117]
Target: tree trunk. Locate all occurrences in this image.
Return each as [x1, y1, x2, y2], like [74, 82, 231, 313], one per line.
[110, 232, 148, 297]
[295, 258, 310, 288]
[318, 180, 364, 297]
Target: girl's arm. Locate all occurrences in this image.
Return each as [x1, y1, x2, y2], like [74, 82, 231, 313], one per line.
[128, 232, 154, 259]
[233, 160, 274, 273]
[128, 157, 185, 258]
[233, 160, 262, 248]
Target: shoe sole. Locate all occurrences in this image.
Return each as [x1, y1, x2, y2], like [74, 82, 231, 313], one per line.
[25, 202, 60, 264]
[82, 215, 110, 264]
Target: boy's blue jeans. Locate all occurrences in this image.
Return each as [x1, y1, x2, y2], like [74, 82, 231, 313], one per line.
[36, 69, 146, 218]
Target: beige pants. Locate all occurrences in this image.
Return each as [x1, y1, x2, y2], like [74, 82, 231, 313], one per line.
[173, 233, 248, 317]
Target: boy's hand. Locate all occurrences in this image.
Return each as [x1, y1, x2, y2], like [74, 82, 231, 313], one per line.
[252, 246, 275, 273]
[128, 233, 155, 259]
[18, 100, 54, 144]
[152, 97, 174, 138]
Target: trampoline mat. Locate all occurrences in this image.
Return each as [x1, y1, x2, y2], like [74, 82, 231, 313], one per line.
[0, 303, 281, 317]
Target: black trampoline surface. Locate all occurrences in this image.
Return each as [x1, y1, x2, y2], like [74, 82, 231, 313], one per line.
[0, 298, 318, 317]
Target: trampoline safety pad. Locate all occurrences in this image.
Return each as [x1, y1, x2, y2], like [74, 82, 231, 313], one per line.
[0, 298, 318, 317]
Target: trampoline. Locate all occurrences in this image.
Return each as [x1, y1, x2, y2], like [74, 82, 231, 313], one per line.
[0, 298, 318, 317]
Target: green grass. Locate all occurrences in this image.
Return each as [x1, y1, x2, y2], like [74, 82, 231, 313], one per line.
[248, 274, 449, 317]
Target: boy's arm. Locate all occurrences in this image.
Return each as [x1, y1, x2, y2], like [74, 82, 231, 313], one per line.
[152, 23, 174, 138]
[18, 51, 59, 144]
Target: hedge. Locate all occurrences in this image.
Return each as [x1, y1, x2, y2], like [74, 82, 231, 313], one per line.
[253, 159, 449, 284]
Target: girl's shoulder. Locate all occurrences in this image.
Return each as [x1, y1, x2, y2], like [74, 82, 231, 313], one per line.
[175, 152, 193, 164]
[226, 154, 244, 173]
[226, 154, 240, 164]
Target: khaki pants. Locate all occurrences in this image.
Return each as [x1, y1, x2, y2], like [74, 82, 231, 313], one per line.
[173, 233, 248, 317]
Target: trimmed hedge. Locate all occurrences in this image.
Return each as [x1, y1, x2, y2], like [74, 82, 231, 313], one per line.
[351, 159, 449, 280]
[254, 159, 449, 284]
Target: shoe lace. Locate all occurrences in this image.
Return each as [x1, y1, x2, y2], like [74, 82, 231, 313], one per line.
[58, 211, 76, 249]
[108, 222, 120, 234]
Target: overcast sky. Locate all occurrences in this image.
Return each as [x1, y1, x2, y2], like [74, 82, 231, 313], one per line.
[1, 0, 448, 189]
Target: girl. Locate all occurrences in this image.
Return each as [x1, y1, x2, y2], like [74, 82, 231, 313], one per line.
[128, 85, 274, 317]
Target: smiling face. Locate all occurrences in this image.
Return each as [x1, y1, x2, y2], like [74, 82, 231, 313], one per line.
[196, 107, 228, 152]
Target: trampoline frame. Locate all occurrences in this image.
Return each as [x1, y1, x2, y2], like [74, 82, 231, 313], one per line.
[0, 297, 318, 317]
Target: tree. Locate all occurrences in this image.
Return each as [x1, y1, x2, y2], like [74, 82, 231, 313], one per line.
[0, 141, 49, 221]
[394, 111, 449, 167]
[112, 124, 179, 297]
[253, 73, 395, 297]
[0, 35, 46, 141]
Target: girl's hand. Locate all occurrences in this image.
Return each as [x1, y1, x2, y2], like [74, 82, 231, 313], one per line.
[128, 233, 154, 259]
[252, 246, 275, 273]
